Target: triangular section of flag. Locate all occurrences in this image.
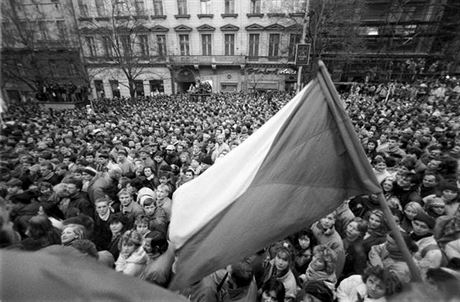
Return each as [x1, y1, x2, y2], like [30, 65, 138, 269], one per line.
[169, 61, 382, 289]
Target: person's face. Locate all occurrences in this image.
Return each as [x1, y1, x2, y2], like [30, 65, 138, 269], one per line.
[97, 157, 107, 164]
[61, 227, 78, 245]
[96, 201, 109, 216]
[190, 159, 199, 168]
[427, 159, 441, 170]
[397, 176, 412, 188]
[430, 149, 442, 158]
[375, 162, 387, 172]
[366, 275, 386, 299]
[261, 290, 278, 302]
[310, 254, 325, 271]
[368, 214, 382, 229]
[85, 155, 94, 163]
[109, 221, 123, 234]
[144, 204, 156, 216]
[442, 189, 458, 201]
[136, 223, 149, 236]
[72, 172, 82, 180]
[404, 206, 418, 220]
[346, 221, 362, 239]
[274, 251, 289, 271]
[143, 238, 153, 254]
[185, 171, 194, 180]
[156, 188, 168, 200]
[154, 155, 163, 163]
[412, 220, 430, 236]
[81, 172, 92, 181]
[388, 139, 398, 148]
[66, 183, 78, 195]
[159, 177, 168, 185]
[367, 142, 376, 150]
[39, 165, 50, 175]
[320, 214, 335, 235]
[144, 168, 153, 177]
[298, 236, 310, 249]
[121, 242, 136, 255]
[119, 193, 132, 206]
[382, 180, 393, 192]
[422, 175, 437, 188]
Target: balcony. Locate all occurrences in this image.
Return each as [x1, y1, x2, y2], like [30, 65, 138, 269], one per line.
[246, 56, 289, 63]
[169, 55, 246, 66]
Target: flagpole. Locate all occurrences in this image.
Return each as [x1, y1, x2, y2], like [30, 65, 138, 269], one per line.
[377, 193, 422, 282]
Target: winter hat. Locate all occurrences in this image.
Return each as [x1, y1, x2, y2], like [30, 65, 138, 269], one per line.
[414, 211, 436, 229]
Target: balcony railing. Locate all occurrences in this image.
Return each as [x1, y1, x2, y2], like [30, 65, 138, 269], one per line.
[168, 55, 246, 65]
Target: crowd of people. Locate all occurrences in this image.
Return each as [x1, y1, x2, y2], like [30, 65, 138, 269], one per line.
[1, 77, 460, 301]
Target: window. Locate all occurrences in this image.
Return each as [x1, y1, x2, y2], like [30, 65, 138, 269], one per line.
[249, 33, 259, 57]
[38, 21, 48, 40]
[177, 0, 187, 15]
[95, 0, 106, 16]
[49, 60, 58, 75]
[69, 63, 77, 76]
[94, 80, 104, 97]
[85, 36, 97, 56]
[116, 0, 129, 14]
[224, 34, 234, 55]
[150, 80, 164, 93]
[221, 83, 237, 92]
[79, 0, 89, 17]
[268, 33, 280, 57]
[138, 35, 149, 56]
[200, 0, 211, 14]
[56, 21, 66, 38]
[135, 0, 145, 14]
[153, 0, 163, 15]
[250, 0, 261, 14]
[120, 35, 131, 54]
[102, 36, 113, 57]
[289, 33, 301, 60]
[179, 34, 190, 55]
[201, 34, 212, 55]
[110, 80, 120, 98]
[156, 35, 167, 56]
[224, 0, 234, 13]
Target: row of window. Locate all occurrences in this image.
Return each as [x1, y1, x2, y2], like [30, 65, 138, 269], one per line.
[85, 32, 302, 58]
[94, 79, 164, 98]
[79, 0, 263, 17]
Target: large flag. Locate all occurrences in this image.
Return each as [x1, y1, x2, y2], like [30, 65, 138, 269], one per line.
[169, 61, 382, 289]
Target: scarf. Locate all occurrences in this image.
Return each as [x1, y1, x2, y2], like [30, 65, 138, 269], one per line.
[305, 266, 337, 285]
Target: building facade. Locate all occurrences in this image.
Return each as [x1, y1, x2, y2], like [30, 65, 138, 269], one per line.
[1, 0, 88, 103]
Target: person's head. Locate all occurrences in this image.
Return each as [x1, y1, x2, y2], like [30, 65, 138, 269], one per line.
[116, 149, 127, 162]
[156, 184, 170, 201]
[297, 280, 334, 302]
[108, 165, 122, 180]
[108, 213, 128, 236]
[26, 215, 53, 240]
[297, 229, 316, 250]
[71, 239, 98, 258]
[440, 181, 459, 202]
[134, 215, 150, 236]
[422, 172, 439, 188]
[373, 158, 387, 172]
[412, 212, 435, 236]
[274, 247, 291, 273]
[61, 177, 83, 196]
[381, 176, 395, 192]
[404, 201, 423, 220]
[142, 197, 156, 216]
[61, 223, 86, 245]
[345, 217, 368, 241]
[397, 172, 417, 189]
[143, 166, 153, 178]
[184, 169, 195, 181]
[39, 161, 53, 176]
[95, 198, 111, 217]
[362, 266, 402, 299]
[319, 212, 336, 236]
[143, 230, 168, 255]
[261, 279, 285, 302]
[119, 230, 143, 256]
[425, 196, 446, 216]
[229, 260, 253, 288]
[309, 245, 337, 275]
[118, 188, 133, 207]
[367, 209, 385, 231]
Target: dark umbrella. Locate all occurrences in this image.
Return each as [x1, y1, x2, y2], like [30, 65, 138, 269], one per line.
[1, 246, 187, 302]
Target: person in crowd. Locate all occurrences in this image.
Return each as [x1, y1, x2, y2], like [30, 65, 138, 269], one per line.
[115, 230, 148, 277]
[141, 230, 174, 287]
[336, 265, 402, 302]
[262, 246, 297, 301]
[400, 201, 423, 233]
[61, 223, 86, 246]
[260, 279, 285, 302]
[292, 229, 317, 282]
[362, 210, 389, 256]
[341, 217, 369, 279]
[107, 213, 129, 260]
[92, 197, 114, 251]
[300, 244, 338, 293]
[13, 215, 61, 251]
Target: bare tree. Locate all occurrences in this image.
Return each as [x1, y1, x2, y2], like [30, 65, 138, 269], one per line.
[81, 0, 158, 97]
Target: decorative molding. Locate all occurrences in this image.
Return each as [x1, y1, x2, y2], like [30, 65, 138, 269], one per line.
[267, 13, 286, 18]
[245, 23, 265, 31]
[150, 25, 169, 32]
[197, 14, 214, 19]
[78, 17, 93, 21]
[220, 24, 240, 32]
[246, 13, 264, 18]
[151, 15, 167, 19]
[134, 25, 150, 33]
[174, 14, 191, 19]
[174, 25, 193, 32]
[289, 12, 305, 17]
[94, 17, 110, 21]
[133, 15, 148, 20]
[265, 23, 285, 31]
[221, 13, 238, 18]
[197, 24, 216, 32]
